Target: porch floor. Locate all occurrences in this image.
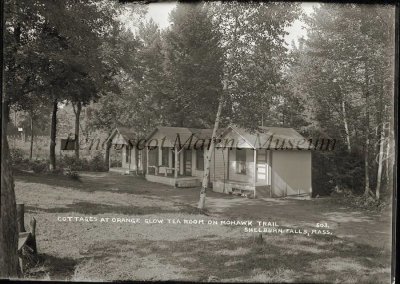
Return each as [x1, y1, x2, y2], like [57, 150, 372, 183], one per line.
[145, 174, 201, 188]
[109, 167, 137, 175]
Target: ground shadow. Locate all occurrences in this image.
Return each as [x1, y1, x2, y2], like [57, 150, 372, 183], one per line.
[24, 253, 78, 281]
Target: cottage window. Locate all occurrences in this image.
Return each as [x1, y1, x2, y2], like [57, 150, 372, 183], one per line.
[196, 150, 204, 170]
[161, 148, 169, 166]
[236, 149, 246, 174]
[149, 147, 158, 166]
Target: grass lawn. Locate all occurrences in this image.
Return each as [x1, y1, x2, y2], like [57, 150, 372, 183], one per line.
[14, 171, 392, 283]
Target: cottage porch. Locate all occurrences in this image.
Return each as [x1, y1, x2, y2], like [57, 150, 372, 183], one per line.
[109, 167, 144, 175]
[145, 174, 201, 187]
[109, 167, 130, 175]
[145, 134, 204, 187]
[212, 179, 271, 198]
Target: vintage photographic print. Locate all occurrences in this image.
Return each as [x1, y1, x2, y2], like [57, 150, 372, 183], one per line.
[0, 0, 397, 283]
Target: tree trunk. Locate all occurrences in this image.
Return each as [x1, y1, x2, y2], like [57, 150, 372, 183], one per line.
[363, 66, 370, 197]
[375, 76, 386, 200]
[385, 121, 390, 183]
[105, 131, 112, 170]
[29, 115, 34, 160]
[198, 82, 225, 210]
[0, 42, 19, 280]
[49, 99, 58, 171]
[376, 120, 385, 200]
[341, 100, 351, 153]
[73, 102, 82, 160]
[1, 0, 20, 275]
[0, 135, 20, 278]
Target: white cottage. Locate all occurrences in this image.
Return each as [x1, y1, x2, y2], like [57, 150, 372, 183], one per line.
[108, 125, 312, 198]
[106, 127, 146, 175]
[211, 125, 312, 198]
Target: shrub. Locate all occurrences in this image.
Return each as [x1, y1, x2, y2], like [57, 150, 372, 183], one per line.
[59, 154, 107, 172]
[88, 153, 107, 172]
[31, 160, 48, 173]
[60, 156, 88, 171]
[10, 148, 25, 165]
[10, 148, 30, 172]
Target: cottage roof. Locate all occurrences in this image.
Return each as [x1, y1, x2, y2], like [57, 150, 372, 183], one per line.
[218, 125, 310, 150]
[146, 126, 225, 147]
[106, 127, 137, 145]
[117, 127, 137, 141]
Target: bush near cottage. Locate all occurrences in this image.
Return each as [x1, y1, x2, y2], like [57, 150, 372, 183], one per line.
[88, 153, 108, 172]
[31, 160, 48, 173]
[59, 156, 88, 171]
[10, 148, 48, 173]
[10, 148, 107, 173]
[330, 188, 390, 212]
[59, 154, 107, 172]
[10, 148, 25, 165]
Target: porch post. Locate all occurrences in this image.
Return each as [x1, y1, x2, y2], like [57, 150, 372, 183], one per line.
[158, 146, 162, 167]
[269, 150, 273, 198]
[108, 145, 111, 170]
[128, 145, 131, 173]
[146, 146, 149, 175]
[168, 148, 173, 168]
[174, 146, 178, 179]
[226, 149, 229, 181]
[253, 149, 257, 199]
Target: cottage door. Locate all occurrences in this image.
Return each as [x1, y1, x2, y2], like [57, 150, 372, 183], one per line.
[256, 150, 267, 181]
[184, 149, 192, 176]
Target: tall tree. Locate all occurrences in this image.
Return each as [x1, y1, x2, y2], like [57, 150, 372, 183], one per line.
[5, 0, 126, 168]
[163, 3, 224, 128]
[296, 3, 395, 197]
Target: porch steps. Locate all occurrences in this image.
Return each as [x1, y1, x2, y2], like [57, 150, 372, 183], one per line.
[231, 188, 254, 198]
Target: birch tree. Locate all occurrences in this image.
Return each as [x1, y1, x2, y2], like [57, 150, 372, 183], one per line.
[296, 3, 395, 197]
[198, 2, 301, 209]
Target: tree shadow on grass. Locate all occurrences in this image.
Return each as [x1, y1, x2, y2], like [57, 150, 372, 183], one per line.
[59, 232, 390, 282]
[24, 253, 78, 281]
[130, 234, 391, 283]
[16, 171, 87, 188]
[15, 171, 162, 195]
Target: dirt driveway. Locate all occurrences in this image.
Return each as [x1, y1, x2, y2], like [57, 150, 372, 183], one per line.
[14, 171, 392, 282]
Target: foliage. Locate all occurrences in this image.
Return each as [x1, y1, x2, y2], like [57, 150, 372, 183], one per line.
[88, 153, 108, 172]
[291, 4, 395, 196]
[163, 3, 224, 128]
[10, 148, 25, 166]
[208, 2, 302, 130]
[5, 0, 140, 165]
[331, 190, 389, 212]
[59, 154, 107, 172]
[10, 148, 47, 173]
[59, 156, 88, 172]
[31, 160, 48, 174]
